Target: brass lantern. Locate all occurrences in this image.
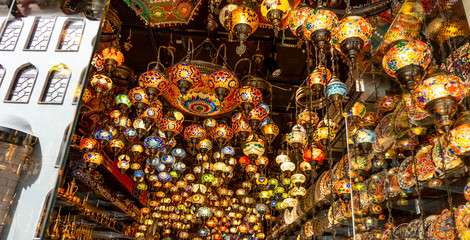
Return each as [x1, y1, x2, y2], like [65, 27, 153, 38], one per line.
[260, 0, 290, 35]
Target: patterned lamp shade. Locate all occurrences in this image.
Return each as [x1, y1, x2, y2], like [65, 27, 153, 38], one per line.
[219, 4, 238, 30]
[307, 66, 332, 92]
[79, 137, 99, 152]
[276, 154, 290, 164]
[168, 63, 202, 95]
[260, 0, 290, 30]
[348, 102, 366, 119]
[221, 146, 235, 156]
[197, 138, 213, 152]
[90, 74, 113, 95]
[83, 151, 103, 166]
[101, 46, 124, 72]
[449, 123, 470, 156]
[303, 147, 325, 164]
[287, 124, 307, 148]
[436, 19, 470, 45]
[243, 135, 266, 159]
[255, 156, 269, 166]
[414, 72, 466, 128]
[228, 6, 259, 43]
[332, 15, 372, 59]
[376, 95, 402, 114]
[184, 124, 206, 143]
[115, 94, 132, 110]
[334, 179, 351, 196]
[143, 136, 165, 151]
[94, 129, 113, 142]
[208, 69, 239, 102]
[280, 161, 295, 172]
[297, 108, 319, 130]
[303, 8, 338, 44]
[212, 123, 234, 145]
[239, 156, 251, 166]
[140, 106, 163, 125]
[171, 148, 186, 159]
[354, 128, 376, 145]
[261, 120, 279, 144]
[138, 68, 169, 100]
[247, 104, 269, 130]
[291, 173, 306, 184]
[288, 5, 312, 37]
[235, 86, 263, 116]
[325, 78, 347, 107]
[283, 197, 298, 209]
[129, 86, 150, 114]
[159, 116, 183, 140]
[382, 40, 432, 90]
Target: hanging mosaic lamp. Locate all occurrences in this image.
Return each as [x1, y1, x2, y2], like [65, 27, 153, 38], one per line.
[261, 119, 279, 145]
[128, 86, 150, 115]
[235, 86, 263, 116]
[288, 3, 312, 38]
[219, 3, 238, 32]
[143, 135, 165, 156]
[260, 0, 290, 35]
[303, 7, 338, 49]
[247, 104, 269, 130]
[212, 123, 234, 148]
[138, 66, 169, 102]
[332, 14, 372, 61]
[414, 70, 466, 130]
[101, 44, 124, 73]
[354, 128, 376, 155]
[83, 151, 104, 171]
[159, 115, 183, 140]
[203, 118, 217, 137]
[115, 94, 132, 114]
[325, 75, 347, 108]
[207, 68, 239, 102]
[297, 107, 319, 133]
[90, 74, 113, 97]
[79, 137, 99, 152]
[307, 65, 331, 97]
[382, 40, 432, 91]
[168, 62, 202, 95]
[287, 124, 307, 150]
[243, 134, 266, 161]
[228, 3, 259, 55]
[184, 124, 207, 147]
[303, 146, 325, 165]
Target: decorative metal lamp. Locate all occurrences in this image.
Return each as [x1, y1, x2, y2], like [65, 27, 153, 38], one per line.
[307, 65, 332, 97]
[332, 13, 372, 63]
[247, 104, 269, 130]
[414, 70, 466, 130]
[243, 134, 266, 161]
[235, 86, 263, 116]
[228, 3, 259, 55]
[184, 124, 207, 148]
[101, 44, 124, 74]
[219, 3, 238, 33]
[325, 75, 347, 108]
[261, 119, 279, 145]
[212, 123, 234, 148]
[287, 124, 307, 150]
[168, 62, 201, 95]
[79, 137, 99, 152]
[129, 86, 150, 115]
[303, 7, 338, 49]
[288, 3, 312, 38]
[138, 65, 169, 102]
[260, 0, 290, 35]
[83, 151, 103, 171]
[208, 68, 239, 103]
[143, 135, 165, 157]
[382, 40, 432, 91]
[90, 74, 113, 97]
[303, 146, 325, 165]
[297, 107, 319, 133]
[354, 128, 376, 155]
[115, 94, 132, 114]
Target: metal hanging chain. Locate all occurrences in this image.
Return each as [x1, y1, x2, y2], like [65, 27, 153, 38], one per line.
[441, 131, 458, 237]
[326, 91, 337, 239]
[343, 116, 357, 240]
[330, 45, 337, 77]
[345, 0, 352, 13]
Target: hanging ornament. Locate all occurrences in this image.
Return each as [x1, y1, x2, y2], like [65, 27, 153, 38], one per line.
[303, 7, 338, 49]
[243, 134, 266, 161]
[168, 62, 202, 95]
[288, 3, 312, 38]
[138, 63, 169, 102]
[101, 43, 124, 73]
[235, 86, 263, 117]
[90, 74, 113, 98]
[184, 124, 207, 148]
[228, 3, 259, 56]
[260, 0, 290, 36]
[261, 119, 279, 145]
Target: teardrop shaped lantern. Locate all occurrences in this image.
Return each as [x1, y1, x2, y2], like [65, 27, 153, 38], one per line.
[184, 124, 207, 147]
[247, 104, 269, 130]
[261, 119, 279, 145]
[236, 86, 263, 117]
[90, 74, 113, 97]
[325, 75, 347, 108]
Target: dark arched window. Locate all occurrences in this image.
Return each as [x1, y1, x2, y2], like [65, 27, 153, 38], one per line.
[56, 19, 84, 51]
[39, 64, 71, 104]
[5, 64, 38, 103]
[0, 19, 23, 51]
[0, 65, 5, 87]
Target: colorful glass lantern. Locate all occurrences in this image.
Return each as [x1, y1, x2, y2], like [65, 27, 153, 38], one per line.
[260, 0, 290, 33]
[143, 135, 165, 156]
[197, 139, 213, 153]
[236, 86, 263, 117]
[94, 129, 113, 145]
[436, 19, 470, 45]
[449, 123, 470, 164]
[287, 124, 307, 149]
[228, 5, 259, 54]
[184, 124, 206, 146]
[219, 3, 238, 31]
[354, 128, 376, 155]
[414, 71, 466, 129]
[300, 161, 312, 172]
[129, 86, 150, 115]
[203, 118, 217, 135]
[334, 179, 352, 200]
[239, 156, 251, 167]
[325, 76, 347, 108]
[208, 69, 239, 102]
[255, 156, 269, 167]
[221, 146, 235, 158]
[297, 107, 319, 132]
[140, 106, 163, 127]
[90, 74, 113, 96]
[101, 45, 124, 73]
[280, 161, 295, 172]
[261, 119, 279, 145]
[332, 15, 372, 60]
[243, 135, 265, 160]
[382, 40, 432, 91]
[159, 116, 183, 140]
[212, 123, 234, 147]
[138, 67, 169, 101]
[115, 94, 132, 113]
[168, 62, 202, 95]
[288, 4, 312, 37]
[83, 151, 103, 171]
[291, 173, 306, 185]
[79, 137, 99, 152]
[303, 8, 338, 49]
[376, 94, 402, 114]
[292, 186, 307, 197]
[283, 197, 298, 210]
[304, 147, 325, 164]
[307, 66, 331, 97]
[276, 154, 290, 164]
[247, 104, 269, 130]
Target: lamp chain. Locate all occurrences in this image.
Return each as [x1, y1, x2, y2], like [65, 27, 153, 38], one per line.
[441, 132, 458, 237]
[326, 90, 337, 239]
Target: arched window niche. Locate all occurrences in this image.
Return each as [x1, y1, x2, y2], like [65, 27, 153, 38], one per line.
[5, 64, 38, 103]
[39, 63, 71, 104]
